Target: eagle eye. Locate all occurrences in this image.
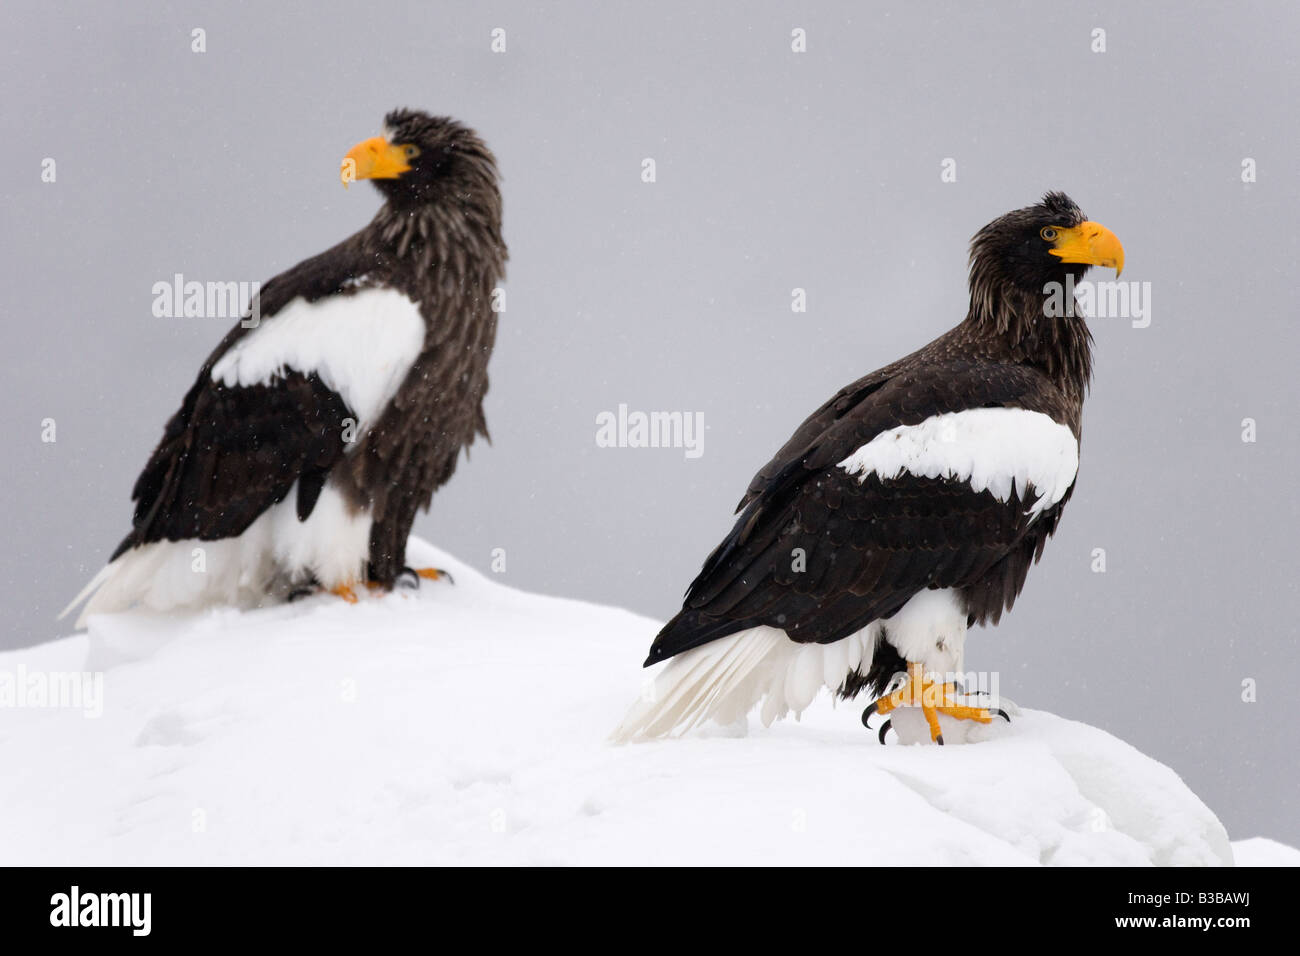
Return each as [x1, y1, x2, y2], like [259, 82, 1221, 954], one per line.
[402, 144, 420, 159]
[1040, 226, 1058, 242]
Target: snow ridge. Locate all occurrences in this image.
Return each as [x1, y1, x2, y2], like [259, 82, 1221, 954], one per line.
[11, 539, 1242, 866]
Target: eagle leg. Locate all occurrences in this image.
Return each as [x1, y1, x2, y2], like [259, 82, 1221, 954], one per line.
[871, 661, 998, 744]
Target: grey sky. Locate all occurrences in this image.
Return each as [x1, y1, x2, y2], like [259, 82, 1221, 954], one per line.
[3, 1, 1297, 848]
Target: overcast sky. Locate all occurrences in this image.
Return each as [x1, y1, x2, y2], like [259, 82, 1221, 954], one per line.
[3, 1, 1297, 848]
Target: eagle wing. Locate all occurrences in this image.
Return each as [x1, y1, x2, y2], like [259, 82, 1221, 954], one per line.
[113, 238, 374, 559]
[646, 358, 1075, 665]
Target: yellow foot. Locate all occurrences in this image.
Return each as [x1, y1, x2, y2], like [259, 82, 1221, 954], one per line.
[330, 583, 359, 604]
[872, 661, 995, 744]
[363, 568, 453, 592]
[397, 566, 454, 588]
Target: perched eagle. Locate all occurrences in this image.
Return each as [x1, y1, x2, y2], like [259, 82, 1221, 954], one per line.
[63, 109, 507, 626]
[614, 192, 1123, 744]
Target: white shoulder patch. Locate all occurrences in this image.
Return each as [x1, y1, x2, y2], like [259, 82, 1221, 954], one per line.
[210, 287, 426, 428]
[837, 408, 1078, 517]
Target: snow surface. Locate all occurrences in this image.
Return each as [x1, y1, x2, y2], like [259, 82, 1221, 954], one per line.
[1230, 838, 1300, 867]
[0, 538, 1257, 866]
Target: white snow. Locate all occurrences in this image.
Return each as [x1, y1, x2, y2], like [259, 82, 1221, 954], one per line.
[1230, 838, 1300, 867]
[210, 286, 425, 429]
[838, 408, 1079, 518]
[1, 538, 1261, 865]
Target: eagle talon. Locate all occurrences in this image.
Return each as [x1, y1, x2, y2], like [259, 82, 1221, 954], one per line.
[862, 702, 894, 744]
[398, 565, 454, 589]
[994, 708, 1011, 722]
[861, 701, 879, 727]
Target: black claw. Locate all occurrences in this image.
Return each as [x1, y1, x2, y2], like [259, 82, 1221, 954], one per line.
[877, 719, 891, 745]
[994, 708, 1011, 722]
[861, 701, 878, 728]
[286, 586, 316, 603]
[935, 733, 945, 746]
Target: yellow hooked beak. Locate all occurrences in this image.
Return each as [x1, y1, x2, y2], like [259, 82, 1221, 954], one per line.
[1048, 221, 1125, 277]
[340, 136, 413, 188]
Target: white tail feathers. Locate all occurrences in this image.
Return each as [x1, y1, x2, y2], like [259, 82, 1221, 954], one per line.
[58, 534, 277, 629]
[57, 562, 117, 626]
[610, 624, 879, 743]
[57, 483, 374, 629]
[58, 541, 239, 629]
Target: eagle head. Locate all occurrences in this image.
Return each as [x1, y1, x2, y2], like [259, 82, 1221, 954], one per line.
[968, 192, 1124, 304]
[340, 108, 499, 210]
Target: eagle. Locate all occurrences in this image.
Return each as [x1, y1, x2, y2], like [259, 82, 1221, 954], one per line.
[63, 109, 507, 626]
[614, 192, 1123, 744]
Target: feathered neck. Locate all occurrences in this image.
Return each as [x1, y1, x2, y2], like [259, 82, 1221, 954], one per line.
[368, 193, 507, 285]
[964, 260, 1094, 403]
[364, 138, 507, 285]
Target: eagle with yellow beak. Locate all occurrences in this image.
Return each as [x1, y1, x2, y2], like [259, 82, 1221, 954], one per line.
[64, 109, 506, 624]
[614, 192, 1123, 744]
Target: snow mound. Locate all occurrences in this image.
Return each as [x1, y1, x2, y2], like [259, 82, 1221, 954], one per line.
[0, 539, 1242, 866]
